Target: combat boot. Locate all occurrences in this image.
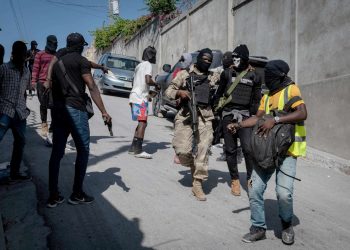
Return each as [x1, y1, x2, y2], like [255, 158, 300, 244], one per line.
[192, 178, 206, 201]
[41, 122, 48, 137]
[231, 179, 241, 196]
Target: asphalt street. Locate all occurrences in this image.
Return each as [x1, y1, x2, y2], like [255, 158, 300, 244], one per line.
[1, 93, 350, 250]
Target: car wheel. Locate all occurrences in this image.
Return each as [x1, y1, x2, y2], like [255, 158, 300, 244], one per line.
[102, 88, 108, 95]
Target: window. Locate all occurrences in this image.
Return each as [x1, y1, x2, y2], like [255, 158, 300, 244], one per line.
[106, 57, 139, 71]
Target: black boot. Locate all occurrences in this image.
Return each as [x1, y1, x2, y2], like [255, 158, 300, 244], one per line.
[128, 137, 138, 155]
[134, 138, 143, 155]
[281, 220, 294, 245]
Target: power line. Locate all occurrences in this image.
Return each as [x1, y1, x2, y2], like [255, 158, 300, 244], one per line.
[46, 0, 106, 9]
[44, 0, 106, 18]
[16, 0, 29, 41]
[9, 0, 25, 39]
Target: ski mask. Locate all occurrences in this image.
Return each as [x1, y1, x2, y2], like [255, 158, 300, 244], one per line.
[196, 48, 213, 73]
[142, 46, 157, 64]
[264, 60, 291, 93]
[11, 41, 27, 71]
[222, 51, 233, 69]
[66, 32, 88, 54]
[45, 35, 58, 54]
[232, 44, 249, 72]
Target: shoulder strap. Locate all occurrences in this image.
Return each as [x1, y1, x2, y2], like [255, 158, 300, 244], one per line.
[224, 70, 248, 98]
[58, 60, 80, 95]
[283, 96, 302, 112]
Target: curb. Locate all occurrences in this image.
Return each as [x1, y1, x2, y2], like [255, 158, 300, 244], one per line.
[305, 147, 350, 175]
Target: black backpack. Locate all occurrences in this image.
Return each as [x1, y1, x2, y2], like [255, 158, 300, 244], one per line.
[250, 96, 302, 170]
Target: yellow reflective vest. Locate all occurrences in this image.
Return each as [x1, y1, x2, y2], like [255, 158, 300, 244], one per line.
[263, 85, 307, 157]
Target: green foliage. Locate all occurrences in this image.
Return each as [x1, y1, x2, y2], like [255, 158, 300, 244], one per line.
[92, 16, 150, 49]
[145, 0, 178, 15]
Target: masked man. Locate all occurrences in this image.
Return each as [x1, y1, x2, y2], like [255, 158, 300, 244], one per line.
[228, 60, 307, 245]
[165, 48, 220, 201]
[31, 35, 58, 142]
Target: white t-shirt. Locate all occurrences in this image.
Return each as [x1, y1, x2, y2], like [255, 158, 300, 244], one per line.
[129, 60, 152, 104]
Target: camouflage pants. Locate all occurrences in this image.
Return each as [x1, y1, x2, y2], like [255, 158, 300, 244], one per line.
[173, 116, 213, 180]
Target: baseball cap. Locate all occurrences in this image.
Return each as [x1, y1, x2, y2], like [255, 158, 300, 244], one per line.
[66, 32, 88, 48]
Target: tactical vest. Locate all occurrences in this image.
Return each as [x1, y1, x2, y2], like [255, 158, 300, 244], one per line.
[228, 72, 254, 107]
[263, 85, 307, 157]
[187, 73, 211, 106]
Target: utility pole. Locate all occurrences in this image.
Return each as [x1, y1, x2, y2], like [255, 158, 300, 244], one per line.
[109, 0, 120, 23]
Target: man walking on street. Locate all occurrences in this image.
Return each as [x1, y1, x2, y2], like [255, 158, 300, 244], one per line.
[165, 48, 220, 201]
[47, 33, 112, 208]
[26, 40, 39, 96]
[227, 60, 307, 245]
[0, 41, 32, 182]
[31, 35, 58, 143]
[215, 45, 262, 196]
[128, 46, 158, 159]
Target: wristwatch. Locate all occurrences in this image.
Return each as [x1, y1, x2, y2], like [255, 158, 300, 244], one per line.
[274, 116, 280, 124]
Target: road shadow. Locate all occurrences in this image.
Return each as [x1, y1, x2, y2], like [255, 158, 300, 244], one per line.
[18, 109, 153, 249]
[102, 91, 129, 99]
[86, 167, 130, 192]
[142, 141, 171, 154]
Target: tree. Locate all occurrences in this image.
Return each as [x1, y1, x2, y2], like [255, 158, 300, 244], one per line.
[145, 0, 178, 15]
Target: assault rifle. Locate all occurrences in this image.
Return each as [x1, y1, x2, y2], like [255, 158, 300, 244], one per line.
[186, 74, 198, 157]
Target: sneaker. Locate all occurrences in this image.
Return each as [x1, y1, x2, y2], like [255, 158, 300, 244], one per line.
[242, 226, 266, 243]
[135, 151, 152, 159]
[46, 133, 53, 146]
[281, 221, 295, 245]
[47, 194, 65, 208]
[8, 173, 32, 184]
[68, 192, 94, 205]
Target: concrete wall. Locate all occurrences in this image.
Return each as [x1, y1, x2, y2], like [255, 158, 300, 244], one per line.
[231, 0, 350, 160]
[92, 0, 350, 160]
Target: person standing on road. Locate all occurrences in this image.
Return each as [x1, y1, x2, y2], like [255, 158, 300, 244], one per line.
[31, 35, 58, 143]
[128, 46, 158, 159]
[227, 60, 307, 245]
[165, 48, 220, 201]
[47, 33, 112, 208]
[26, 40, 39, 96]
[0, 41, 32, 182]
[215, 45, 262, 196]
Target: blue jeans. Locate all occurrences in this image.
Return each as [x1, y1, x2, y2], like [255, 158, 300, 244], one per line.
[248, 156, 297, 229]
[49, 105, 90, 196]
[0, 113, 26, 176]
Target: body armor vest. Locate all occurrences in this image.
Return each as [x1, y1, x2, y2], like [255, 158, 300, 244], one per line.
[187, 73, 211, 106]
[228, 74, 254, 106]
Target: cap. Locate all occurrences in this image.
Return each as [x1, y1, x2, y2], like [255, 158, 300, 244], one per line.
[66, 32, 88, 48]
[31, 40, 38, 46]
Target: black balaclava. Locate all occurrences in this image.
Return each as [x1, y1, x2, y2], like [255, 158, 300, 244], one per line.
[196, 48, 213, 73]
[222, 51, 233, 69]
[264, 60, 292, 93]
[45, 35, 58, 54]
[142, 46, 157, 64]
[0, 44, 4, 65]
[66, 32, 88, 54]
[30, 40, 38, 50]
[11, 41, 27, 72]
[232, 44, 249, 72]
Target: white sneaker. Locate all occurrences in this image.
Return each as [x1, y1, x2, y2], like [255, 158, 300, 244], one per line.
[135, 151, 153, 159]
[46, 133, 53, 146]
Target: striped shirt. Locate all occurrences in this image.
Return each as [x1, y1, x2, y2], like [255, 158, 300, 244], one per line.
[0, 62, 30, 120]
[31, 50, 55, 84]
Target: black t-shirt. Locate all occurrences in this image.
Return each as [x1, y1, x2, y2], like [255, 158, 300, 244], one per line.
[55, 48, 69, 59]
[52, 51, 91, 111]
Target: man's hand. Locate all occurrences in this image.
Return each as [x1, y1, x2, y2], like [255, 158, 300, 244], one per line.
[102, 113, 112, 124]
[256, 118, 275, 137]
[43, 80, 50, 89]
[177, 90, 190, 101]
[102, 66, 109, 74]
[227, 123, 240, 134]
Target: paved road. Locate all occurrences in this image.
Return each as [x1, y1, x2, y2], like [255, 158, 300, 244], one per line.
[3, 94, 350, 250]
